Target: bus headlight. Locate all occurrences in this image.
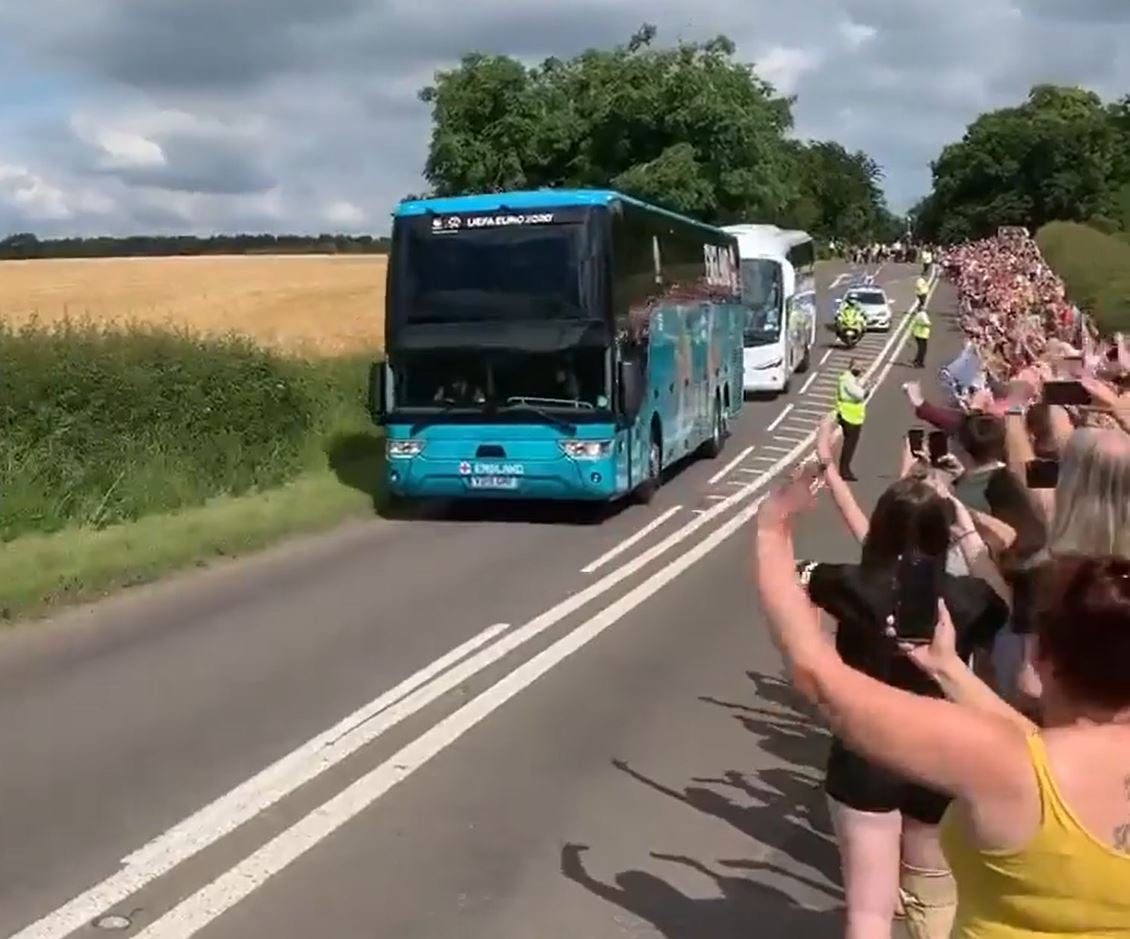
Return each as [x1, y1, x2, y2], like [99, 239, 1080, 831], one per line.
[387, 439, 424, 458]
[560, 440, 612, 459]
[756, 359, 783, 370]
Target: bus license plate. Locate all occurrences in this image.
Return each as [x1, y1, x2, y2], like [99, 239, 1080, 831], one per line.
[469, 475, 519, 490]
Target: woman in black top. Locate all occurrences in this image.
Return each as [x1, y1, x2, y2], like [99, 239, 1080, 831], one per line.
[808, 423, 1009, 938]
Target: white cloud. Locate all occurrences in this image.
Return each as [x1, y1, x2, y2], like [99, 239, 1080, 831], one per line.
[840, 20, 877, 49]
[0, 0, 1128, 233]
[70, 118, 167, 170]
[756, 45, 823, 95]
[0, 163, 71, 220]
[323, 199, 365, 227]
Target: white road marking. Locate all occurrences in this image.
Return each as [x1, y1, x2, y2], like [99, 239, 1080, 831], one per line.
[793, 407, 831, 417]
[818, 349, 833, 366]
[16, 269, 934, 939]
[706, 494, 728, 501]
[705, 445, 755, 486]
[13, 392, 819, 939]
[761, 445, 794, 454]
[131, 485, 786, 939]
[766, 404, 793, 433]
[580, 506, 683, 574]
[5, 620, 512, 939]
[737, 467, 761, 475]
[773, 436, 809, 445]
[798, 371, 820, 395]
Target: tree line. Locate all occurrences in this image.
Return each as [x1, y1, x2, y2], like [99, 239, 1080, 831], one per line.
[5, 25, 908, 258]
[417, 25, 903, 245]
[0, 232, 391, 261]
[914, 85, 1130, 243]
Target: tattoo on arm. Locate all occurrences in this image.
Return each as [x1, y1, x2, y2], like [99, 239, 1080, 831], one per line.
[1116, 776, 1130, 853]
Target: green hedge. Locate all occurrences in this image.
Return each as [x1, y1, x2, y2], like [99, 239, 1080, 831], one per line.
[1036, 221, 1130, 334]
[0, 321, 376, 541]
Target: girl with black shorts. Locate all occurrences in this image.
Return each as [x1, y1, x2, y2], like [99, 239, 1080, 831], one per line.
[807, 424, 1008, 938]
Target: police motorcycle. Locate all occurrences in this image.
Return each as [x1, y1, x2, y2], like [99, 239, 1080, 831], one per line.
[834, 299, 866, 349]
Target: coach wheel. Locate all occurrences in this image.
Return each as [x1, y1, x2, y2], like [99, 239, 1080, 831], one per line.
[702, 397, 726, 459]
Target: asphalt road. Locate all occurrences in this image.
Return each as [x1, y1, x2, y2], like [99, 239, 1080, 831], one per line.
[0, 263, 963, 939]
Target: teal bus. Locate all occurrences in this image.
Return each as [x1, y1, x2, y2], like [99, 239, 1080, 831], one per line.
[369, 189, 746, 502]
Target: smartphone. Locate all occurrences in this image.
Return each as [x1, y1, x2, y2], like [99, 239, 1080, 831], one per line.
[893, 553, 944, 644]
[927, 430, 949, 465]
[1025, 458, 1060, 489]
[795, 560, 818, 589]
[907, 428, 925, 454]
[1042, 380, 1092, 407]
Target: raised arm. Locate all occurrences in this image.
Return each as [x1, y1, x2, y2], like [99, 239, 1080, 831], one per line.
[1081, 376, 1130, 435]
[1004, 410, 1053, 524]
[950, 498, 1012, 606]
[815, 417, 869, 542]
[901, 607, 1036, 735]
[753, 473, 1033, 806]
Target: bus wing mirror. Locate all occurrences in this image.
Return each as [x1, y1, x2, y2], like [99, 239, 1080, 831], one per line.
[368, 360, 388, 424]
[619, 359, 644, 416]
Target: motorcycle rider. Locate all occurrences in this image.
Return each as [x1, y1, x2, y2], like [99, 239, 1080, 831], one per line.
[836, 296, 866, 343]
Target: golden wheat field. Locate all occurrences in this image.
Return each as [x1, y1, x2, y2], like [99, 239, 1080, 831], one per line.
[0, 254, 387, 356]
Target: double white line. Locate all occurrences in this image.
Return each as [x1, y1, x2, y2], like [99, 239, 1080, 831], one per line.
[14, 268, 941, 939]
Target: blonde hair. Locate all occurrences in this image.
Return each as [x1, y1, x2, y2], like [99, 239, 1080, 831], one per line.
[1048, 428, 1130, 558]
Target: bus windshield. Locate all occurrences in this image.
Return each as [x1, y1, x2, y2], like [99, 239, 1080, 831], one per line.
[740, 258, 783, 347]
[392, 348, 609, 412]
[394, 223, 587, 325]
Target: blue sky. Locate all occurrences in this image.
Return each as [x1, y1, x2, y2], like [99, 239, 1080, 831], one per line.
[0, 0, 1128, 237]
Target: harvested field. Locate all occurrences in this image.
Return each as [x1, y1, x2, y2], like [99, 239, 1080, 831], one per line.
[0, 254, 387, 355]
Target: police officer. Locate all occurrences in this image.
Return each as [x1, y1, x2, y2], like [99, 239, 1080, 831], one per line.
[914, 274, 930, 312]
[911, 302, 931, 369]
[835, 359, 868, 481]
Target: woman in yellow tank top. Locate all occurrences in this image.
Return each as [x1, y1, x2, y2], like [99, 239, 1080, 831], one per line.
[755, 467, 1130, 938]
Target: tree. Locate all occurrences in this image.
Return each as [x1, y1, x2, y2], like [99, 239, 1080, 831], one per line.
[790, 141, 897, 243]
[917, 85, 1129, 242]
[419, 25, 894, 239]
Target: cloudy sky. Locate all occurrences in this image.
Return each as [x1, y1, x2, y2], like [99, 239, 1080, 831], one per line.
[1, 0, 1127, 237]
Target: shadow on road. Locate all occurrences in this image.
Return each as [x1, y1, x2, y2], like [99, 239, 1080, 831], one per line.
[561, 670, 843, 937]
[561, 845, 839, 939]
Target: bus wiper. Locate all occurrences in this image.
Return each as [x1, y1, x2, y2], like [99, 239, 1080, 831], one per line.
[501, 398, 578, 433]
[507, 396, 593, 410]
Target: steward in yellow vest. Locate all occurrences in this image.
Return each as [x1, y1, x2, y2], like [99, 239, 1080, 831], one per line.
[835, 363, 867, 480]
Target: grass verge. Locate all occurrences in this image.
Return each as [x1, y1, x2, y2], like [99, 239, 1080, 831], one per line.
[0, 444, 384, 621]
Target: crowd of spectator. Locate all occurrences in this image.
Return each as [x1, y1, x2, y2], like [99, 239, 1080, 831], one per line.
[942, 229, 1086, 383]
[751, 231, 1130, 937]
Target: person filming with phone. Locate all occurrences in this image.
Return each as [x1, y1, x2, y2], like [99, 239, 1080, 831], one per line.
[800, 422, 1009, 938]
[756, 463, 1130, 939]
